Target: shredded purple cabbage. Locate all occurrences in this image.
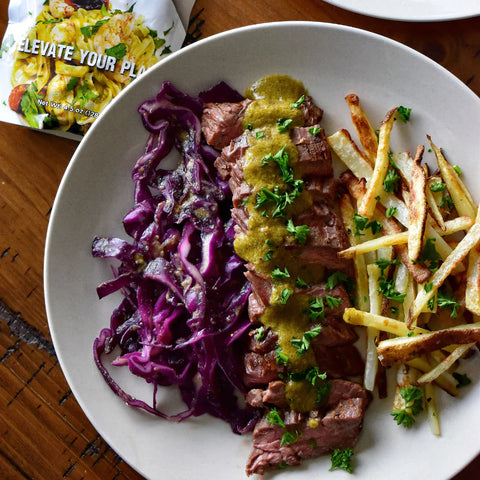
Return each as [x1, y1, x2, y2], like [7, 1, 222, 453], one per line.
[92, 81, 260, 434]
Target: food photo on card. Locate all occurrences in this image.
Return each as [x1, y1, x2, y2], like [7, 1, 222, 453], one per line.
[0, 0, 191, 140]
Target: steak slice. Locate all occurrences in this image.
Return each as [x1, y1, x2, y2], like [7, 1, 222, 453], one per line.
[290, 126, 333, 178]
[246, 379, 369, 475]
[202, 99, 252, 150]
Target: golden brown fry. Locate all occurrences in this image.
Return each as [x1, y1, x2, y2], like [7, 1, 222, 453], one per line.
[409, 219, 480, 325]
[408, 146, 427, 261]
[377, 323, 480, 367]
[466, 244, 480, 315]
[345, 94, 378, 165]
[358, 108, 397, 218]
[428, 136, 477, 220]
[426, 176, 447, 231]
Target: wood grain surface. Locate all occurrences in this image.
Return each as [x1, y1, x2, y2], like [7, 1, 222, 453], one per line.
[0, 1, 479, 479]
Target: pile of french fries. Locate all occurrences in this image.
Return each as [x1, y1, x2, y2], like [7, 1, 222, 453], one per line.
[328, 93, 480, 434]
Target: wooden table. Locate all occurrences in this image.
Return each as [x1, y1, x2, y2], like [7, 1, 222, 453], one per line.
[0, 1, 479, 478]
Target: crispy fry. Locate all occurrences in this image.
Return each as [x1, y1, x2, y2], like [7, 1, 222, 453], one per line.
[466, 244, 480, 315]
[327, 129, 373, 180]
[344, 94, 378, 165]
[408, 146, 427, 261]
[417, 344, 474, 385]
[428, 136, 477, 220]
[409, 220, 480, 325]
[407, 358, 458, 396]
[426, 176, 447, 231]
[377, 323, 480, 367]
[424, 382, 440, 435]
[358, 108, 397, 218]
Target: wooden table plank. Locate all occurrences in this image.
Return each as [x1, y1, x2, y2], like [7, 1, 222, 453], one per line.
[0, 1, 479, 479]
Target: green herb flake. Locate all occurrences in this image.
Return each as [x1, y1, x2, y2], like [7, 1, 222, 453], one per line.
[386, 206, 398, 218]
[391, 386, 424, 428]
[384, 167, 401, 194]
[330, 448, 354, 473]
[271, 267, 290, 280]
[453, 165, 463, 175]
[286, 219, 310, 244]
[256, 131, 266, 139]
[306, 297, 325, 321]
[295, 276, 308, 288]
[325, 294, 342, 309]
[277, 117, 293, 133]
[452, 372, 471, 388]
[266, 408, 285, 428]
[378, 278, 406, 302]
[430, 181, 446, 192]
[281, 430, 302, 446]
[289, 95, 305, 109]
[308, 126, 321, 136]
[291, 325, 323, 356]
[397, 106, 412, 123]
[278, 288, 293, 305]
[437, 289, 460, 318]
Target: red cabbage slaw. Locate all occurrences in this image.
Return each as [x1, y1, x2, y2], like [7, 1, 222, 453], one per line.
[92, 81, 260, 434]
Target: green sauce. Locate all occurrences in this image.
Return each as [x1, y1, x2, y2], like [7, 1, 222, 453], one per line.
[235, 74, 329, 412]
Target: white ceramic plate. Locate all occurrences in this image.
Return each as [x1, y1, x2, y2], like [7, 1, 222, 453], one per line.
[44, 22, 480, 480]
[323, 0, 480, 21]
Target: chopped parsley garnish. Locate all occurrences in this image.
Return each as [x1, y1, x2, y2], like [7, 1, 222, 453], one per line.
[286, 219, 310, 244]
[266, 408, 285, 428]
[386, 206, 398, 218]
[424, 282, 433, 292]
[278, 288, 293, 304]
[397, 106, 412, 123]
[439, 194, 454, 209]
[73, 83, 100, 108]
[271, 266, 290, 280]
[281, 430, 302, 446]
[419, 238, 442, 272]
[289, 95, 305, 109]
[66, 77, 79, 91]
[291, 325, 323, 356]
[254, 326, 266, 341]
[391, 386, 424, 428]
[295, 276, 308, 288]
[437, 289, 460, 318]
[427, 297, 436, 311]
[453, 165, 463, 175]
[275, 345, 289, 366]
[256, 131, 265, 139]
[277, 117, 293, 132]
[384, 168, 401, 193]
[375, 258, 401, 277]
[325, 294, 342, 309]
[263, 249, 273, 261]
[452, 372, 471, 388]
[353, 213, 382, 236]
[255, 185, 301, 218]
[430, 181, 446, 192]
[306, 297, 325, 321]
[330, 449, 354, 473]
[326, 271, 350, 290]
[378, 278, 406, 302]
[308, 126, 321, 136]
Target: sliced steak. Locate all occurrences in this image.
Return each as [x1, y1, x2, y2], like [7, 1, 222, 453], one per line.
[246, 380, 288, 409]
[202, 99, 252, 150]
[243, 350, 286, 388]
[312, 344, 364, 378]
[246, 379, 369, 475]
[291, 126, 333, 177]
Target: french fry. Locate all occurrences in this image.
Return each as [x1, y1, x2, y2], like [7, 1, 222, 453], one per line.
[426, 175, 447, 231]
[407, 357, 458, 396]
[376, 323, 480, 367]
[409, 219, 480, 325]
[416, 343, 474, 385]
[466, 244, 480, 315]
[339, 194, 370, 311]
[428, 136, 477, 220]
[327, 129, 373, 180]
[358, 108, 397, 218]
[408, 146, 427, 261]
[364, 264, 382, 391]
[344, 94, 378, 165]
[424, 383, 440, 435]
